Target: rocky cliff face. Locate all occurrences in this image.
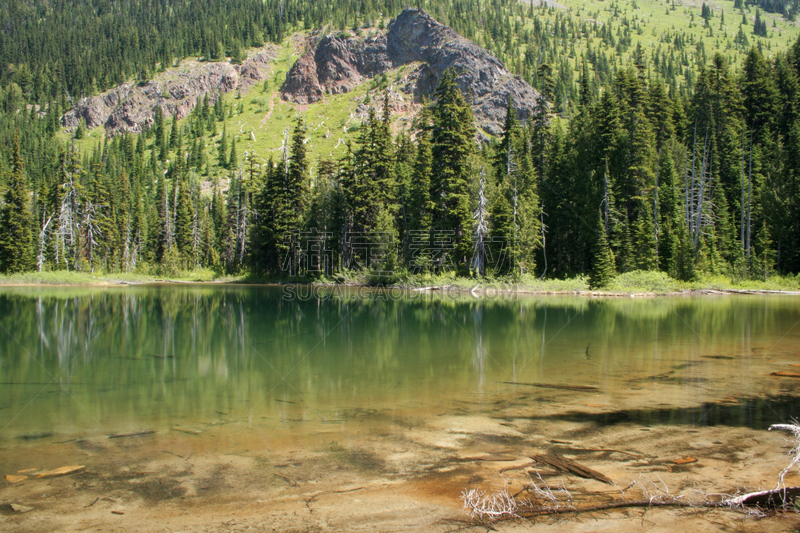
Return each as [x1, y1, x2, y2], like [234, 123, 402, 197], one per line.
[62, 47, 277, 135]
[281, 8, 541, 135]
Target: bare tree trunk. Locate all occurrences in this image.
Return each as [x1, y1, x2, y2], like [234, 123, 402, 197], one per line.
[37, 213, 53, 272]
[692, 128, 710, 252]
[539, 205, 547, 279]
[654, 150, 659, 267]
[740, 128, 746, 249]
[237, 175, 248, 267]
[603, 157, 610, 233]
[688, 120, 697, 237]
[472, 169, 488, 276]
[192, 183, 200, 267]
[746, 128, 753, 261]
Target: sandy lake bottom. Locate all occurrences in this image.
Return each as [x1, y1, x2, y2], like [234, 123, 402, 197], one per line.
[4, 377, 800, 532]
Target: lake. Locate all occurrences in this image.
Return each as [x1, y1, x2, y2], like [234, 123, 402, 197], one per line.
[1, 285, 800, 531]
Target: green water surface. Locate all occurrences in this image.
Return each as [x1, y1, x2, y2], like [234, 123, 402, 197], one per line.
[1, 285, 799, 440]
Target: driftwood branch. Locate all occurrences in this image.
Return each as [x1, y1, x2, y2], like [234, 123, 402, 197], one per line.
[522, 498, 718, 517]
[502, 381, 599, 392]
[463, 420, 800, 525]
[531, 454, 614, 485]
[726, 487, 800, 508]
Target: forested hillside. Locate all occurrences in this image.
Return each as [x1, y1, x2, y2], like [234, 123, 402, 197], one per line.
[0, 0, 799, 286]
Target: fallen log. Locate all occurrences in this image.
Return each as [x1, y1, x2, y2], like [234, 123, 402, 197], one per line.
[531, 454, 614, 485]
[35, 465, 85, 478]
[108, 430, 155, 439]
[503, 381, 600, 392]
[520, 498, 722, 517]
[770, 371, 800, 378]
[465, 455, 518, 462]
[557, 446, 642, 458]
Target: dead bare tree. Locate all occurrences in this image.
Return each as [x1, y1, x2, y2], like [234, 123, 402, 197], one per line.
[471, 168, 488, 276]
[37, 213, 53, 272]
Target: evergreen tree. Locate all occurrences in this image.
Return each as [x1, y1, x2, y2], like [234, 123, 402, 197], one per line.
[218, 124, 229, 169]
[408, 116, 434, 270]
[346, 105, 396, 234]
[0, 135, 34, 273]
[589, 213, 616, 289]
[370, 207, 399, 280]
[155, 106, 167, 162]
[657, 150, 681, 276]
[251, 120, 309, 274]
[430, 69, 476, 271]
[169, 111, 179, 150]
[489, 181, 515, 276]
[229, 138, 239, 170]
[632, 199, 658, 270]
[175, 177, 195, 264]
[286, 118, 310, 223]
[674, 219, 698, 281]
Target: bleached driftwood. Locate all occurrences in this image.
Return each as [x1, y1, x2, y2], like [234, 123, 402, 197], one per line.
[726, 422, 800, 509]
[462, 420, 800, 524]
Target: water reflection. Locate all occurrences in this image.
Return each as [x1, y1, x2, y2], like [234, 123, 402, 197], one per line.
[543, 394, 800, 430]
[0, 286, 799, 436]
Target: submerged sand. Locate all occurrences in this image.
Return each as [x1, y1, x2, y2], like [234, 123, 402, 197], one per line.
[2, 375, 800, 532]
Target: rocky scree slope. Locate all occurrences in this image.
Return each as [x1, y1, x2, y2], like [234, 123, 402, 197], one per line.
[62, 47, 278, 135]
[280, 8, 541, 136]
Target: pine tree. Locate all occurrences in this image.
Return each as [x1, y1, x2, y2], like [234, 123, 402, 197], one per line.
[229, 138, 238, 170]
[250, 159, 283, 273]
[657, 150, 680, 275]
[286, 118, 310, 223]
[175, 177, 194, 264]
[154, 105, 167, 162]
[489, 181, 515, 276]
[493, 97, 540, 275]
[85, 172, 117, 271]
[370, 207, 399, 280]
[674, 218, 698, 281]
[408, 116, 434, 270]
[251, 120, 310, 275]
[0, 134, 34, 273]
[589, 213, 616, 289]
[218, 124, 228, 169]
[345, 102, 397, 237]
[632, 200, 658, 271]
[430, 69, 476, 271]
[169, 111, 179, 150]
[374, 93, 397, 212]
[753, 222, 775, 280]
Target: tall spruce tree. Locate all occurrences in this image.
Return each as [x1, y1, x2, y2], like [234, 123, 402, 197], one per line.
[408, 114, 434, 270]
[251, 119, 309, 274]
[589, 213, 616, 289]
[286, 118, 310, 225]
[0, 134, 34, 273]
[430, 69, 476, 271]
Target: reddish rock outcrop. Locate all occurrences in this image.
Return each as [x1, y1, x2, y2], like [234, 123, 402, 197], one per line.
[280, 8, 541, 135]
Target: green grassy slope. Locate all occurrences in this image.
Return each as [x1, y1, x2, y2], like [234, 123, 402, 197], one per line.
[69, 0, 800, 175]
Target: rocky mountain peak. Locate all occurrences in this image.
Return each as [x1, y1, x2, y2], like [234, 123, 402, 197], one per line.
[281, 8, 541, 136]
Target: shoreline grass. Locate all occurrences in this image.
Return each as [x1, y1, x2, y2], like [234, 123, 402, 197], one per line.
[2, 269, 798, 295]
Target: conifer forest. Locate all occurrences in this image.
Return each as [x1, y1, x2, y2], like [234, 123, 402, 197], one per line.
[1, 0, 800, 288]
